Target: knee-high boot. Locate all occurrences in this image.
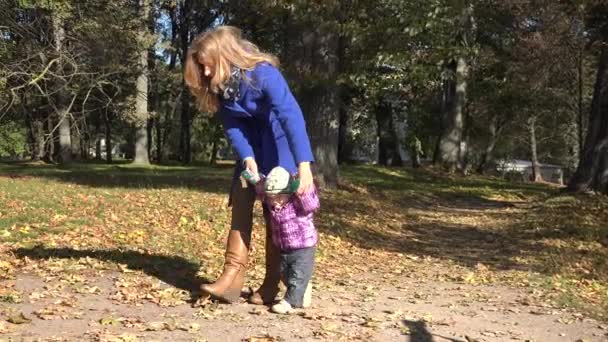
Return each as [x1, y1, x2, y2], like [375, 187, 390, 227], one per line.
[248, 207, 281, 305]
[201, 181, 254, 303]
[200, 229, 249, 303]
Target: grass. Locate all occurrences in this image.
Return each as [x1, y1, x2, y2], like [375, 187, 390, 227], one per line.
[0, 161, 607, 320]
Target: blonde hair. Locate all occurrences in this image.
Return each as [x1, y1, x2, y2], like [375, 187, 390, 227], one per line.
[184, 26, 279, 113]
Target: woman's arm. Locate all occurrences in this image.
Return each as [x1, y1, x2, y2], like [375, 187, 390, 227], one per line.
[260, 64, 314, 165]
[259, 65, 315, 193]
[219, 109, 255, 165]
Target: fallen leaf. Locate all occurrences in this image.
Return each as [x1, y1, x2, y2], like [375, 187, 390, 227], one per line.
[7, 313, 31, 324]
[100, 317, 119, 326]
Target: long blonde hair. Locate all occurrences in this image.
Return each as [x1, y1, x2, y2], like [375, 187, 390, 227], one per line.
[184, 26, 279, 113]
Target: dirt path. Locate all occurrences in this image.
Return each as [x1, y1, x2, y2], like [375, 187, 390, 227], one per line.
[1, 268, 606, 341]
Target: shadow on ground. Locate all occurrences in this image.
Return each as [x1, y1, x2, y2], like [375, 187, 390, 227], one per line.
[318, 165, 558, 273]
[13, 246, 209, 300]
[0, 161, 234, 193]
[402, 320, 465, 342]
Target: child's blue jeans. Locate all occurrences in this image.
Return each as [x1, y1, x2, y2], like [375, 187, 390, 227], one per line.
[280, 246, 315, 307]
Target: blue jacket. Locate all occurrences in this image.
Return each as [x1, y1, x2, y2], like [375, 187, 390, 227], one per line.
[219, 63, 314, 175]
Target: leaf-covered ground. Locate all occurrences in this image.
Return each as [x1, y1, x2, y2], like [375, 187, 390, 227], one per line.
[0, 162, 607, 341]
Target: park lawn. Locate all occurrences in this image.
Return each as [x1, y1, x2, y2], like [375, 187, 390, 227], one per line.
[0, 161, 606, 320]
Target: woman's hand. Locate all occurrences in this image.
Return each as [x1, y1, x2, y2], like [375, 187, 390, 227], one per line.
[297, 161, 314, 195]
[244, 157, 259, 180]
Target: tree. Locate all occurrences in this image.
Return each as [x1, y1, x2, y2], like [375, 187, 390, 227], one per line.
[51, 6, 72, 163]
[132, 0, 152, 165]
[568, 3, 608, 193]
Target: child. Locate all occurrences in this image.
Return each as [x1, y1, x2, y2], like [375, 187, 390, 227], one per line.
[243, 166, 319, 314]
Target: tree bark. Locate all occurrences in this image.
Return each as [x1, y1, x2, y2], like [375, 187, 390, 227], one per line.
[24, 95, 44, 161]
[438, 57, 467, 172]
[31, 120, 45, 161]
[179, 93, 191, 163]
[44, 115, 55, 163]
[568, 45, 608, 193]
[411, 137, 422, 168]
[297, 22, 340, 188]
[178, 0, 192, 164]
[376, 105, 402, 166]
[391, 110, 409, 165]
[528, 116, 542, 182]
[578, 42, 585, 162]
[155, 116, 162, 163]
[209, 120, 221, 166]
[433, 79, 449, 164]
[477, 114, 501, 174]
[132, 0, 150, 165]
[302, 83, 340, 185]
[104, 110, 113, 164]
[95, 119, 102, 160]
[52, 13, 71, 164]
[147, 117, 153, 161]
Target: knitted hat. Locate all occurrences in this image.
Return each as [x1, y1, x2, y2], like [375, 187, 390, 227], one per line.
[265, 167, 292, 194]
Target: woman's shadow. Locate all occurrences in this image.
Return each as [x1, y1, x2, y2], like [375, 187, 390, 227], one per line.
[13, 245, 210, 303]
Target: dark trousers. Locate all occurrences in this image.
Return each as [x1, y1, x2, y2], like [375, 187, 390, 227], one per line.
[280, 247, 315, 307]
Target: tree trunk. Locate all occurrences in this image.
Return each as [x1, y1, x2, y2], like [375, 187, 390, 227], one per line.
[53, 13, 71, 164]
[376, 108, 389, 166]
[147, 117, 153, 161]
[376, 106, 402, 166]
[578, 40, 585, 161]
[179, 0, 192, 164]
[438, 57, 467, 172]
[27, 117, 45, 162]
[337, 101, 349, 164]
[303, 83, 340, 186]
[79, 128, 88, 160]
[568, 45, 608, 193]
[297, 23, 340, 188]
[44, 115, 55, 163]
[95, 138, 102, 160]
[477, 114, 500, 174]
[336, 21, 348, 165]
[104, 110, 113, 164]
[132, 0, 150, 165]
[32, 120, 45, 161]
[155, 116, 162, 163]
[209, 122, 220, 166]
[528, 116, 542, 182]
[179, 93, 191, 163]
[433, 80, 449, 164]
[391, 110, 410, 165]
[95, 119, 102, 160]
[177, 0, 192, 164]
[411, 137, 422, 168]
[24, 96, 45, 161]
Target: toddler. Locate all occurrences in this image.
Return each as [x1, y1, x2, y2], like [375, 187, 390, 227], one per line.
[242, 166, 319, 314]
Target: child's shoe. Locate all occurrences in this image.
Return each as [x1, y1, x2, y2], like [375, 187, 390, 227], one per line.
[302, 282, 312, 308]
[271, 299, 293, 314]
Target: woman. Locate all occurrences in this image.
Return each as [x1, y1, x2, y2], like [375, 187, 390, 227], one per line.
[183, 26, 315, 304]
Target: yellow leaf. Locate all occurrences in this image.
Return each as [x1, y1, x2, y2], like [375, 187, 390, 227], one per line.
[464, 272, 476, 284]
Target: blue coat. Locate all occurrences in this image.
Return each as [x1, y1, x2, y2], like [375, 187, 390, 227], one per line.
[219, 63, 314, 175]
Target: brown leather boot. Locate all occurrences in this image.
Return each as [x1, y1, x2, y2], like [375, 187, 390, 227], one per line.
[200, 229, 248, 303]
[201, 181, 254, 303]
[248, 208, 282, 305]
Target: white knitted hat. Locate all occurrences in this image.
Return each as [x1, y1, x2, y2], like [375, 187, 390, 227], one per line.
[264, 167, 291, 194]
